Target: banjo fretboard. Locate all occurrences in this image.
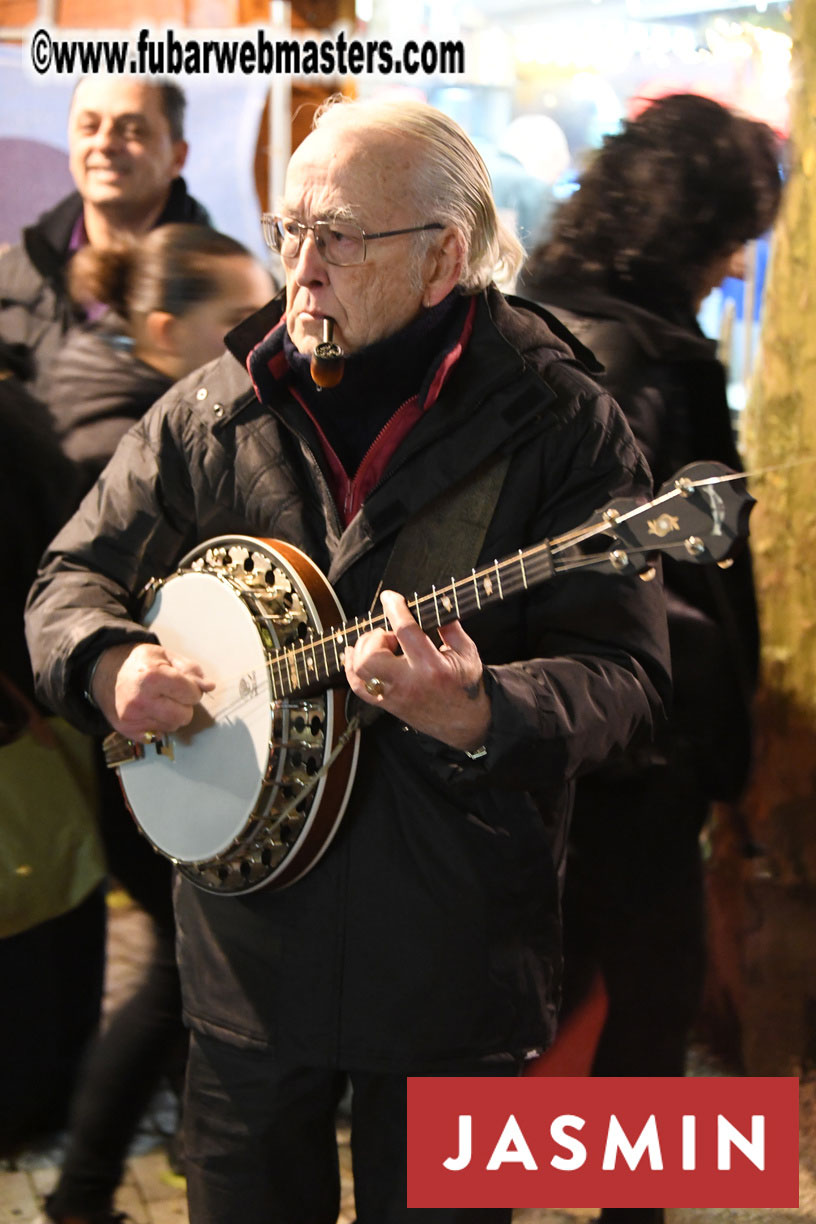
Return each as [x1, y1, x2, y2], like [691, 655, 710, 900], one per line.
[262, 461, 749, 703]
[266, 541, 556, 701]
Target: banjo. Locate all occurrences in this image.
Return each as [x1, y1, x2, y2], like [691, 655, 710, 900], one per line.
[104, 460, 753, 896]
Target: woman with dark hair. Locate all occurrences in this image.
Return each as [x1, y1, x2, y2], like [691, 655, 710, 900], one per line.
[521, 94, 782, 1224]
[39, 225, 271, 1224]
[49, 222, 272, 495]
[524, 92, 781, 323]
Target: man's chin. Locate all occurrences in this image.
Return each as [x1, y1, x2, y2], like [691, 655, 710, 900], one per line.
[288, 323, 320, 356]
[82, 191, 170, 227]
[81, 186, 130, 206]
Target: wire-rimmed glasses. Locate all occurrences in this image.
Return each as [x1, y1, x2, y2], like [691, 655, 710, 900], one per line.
[262, 214, 444, 267]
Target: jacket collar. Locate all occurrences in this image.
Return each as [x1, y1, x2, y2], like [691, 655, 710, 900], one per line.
[22, 177, 210, 283]
[22, 193, 84, 284]
[226, 286, 596, 404]
[525, 276, 715, 364]
[225, 292, 286, 365]
[502, 290, 604, 375]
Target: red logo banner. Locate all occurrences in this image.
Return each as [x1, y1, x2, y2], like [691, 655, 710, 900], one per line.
[406, 1077, 799, 1209]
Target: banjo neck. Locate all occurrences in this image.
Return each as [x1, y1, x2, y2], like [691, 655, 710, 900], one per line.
[268, 460, 752, 704]
[270, 541, 554, 702]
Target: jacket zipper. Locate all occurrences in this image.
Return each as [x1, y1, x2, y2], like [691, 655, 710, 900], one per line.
[341, 395, 418, 522]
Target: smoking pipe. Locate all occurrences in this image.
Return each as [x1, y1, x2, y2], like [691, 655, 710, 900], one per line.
[310, 318, 345, 389]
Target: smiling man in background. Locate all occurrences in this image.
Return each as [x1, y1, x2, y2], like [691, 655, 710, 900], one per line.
[0, 76, 209, 397]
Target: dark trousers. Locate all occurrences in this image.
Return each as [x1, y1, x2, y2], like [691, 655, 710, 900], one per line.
[45, 922, 187, 1217]
[46, 758, 188, 1218]
[0, 884, 106, 1151]
[562, 763, 709, 1224]
[563, 765, 707, 1076]
[184, 1030, 517, 1224]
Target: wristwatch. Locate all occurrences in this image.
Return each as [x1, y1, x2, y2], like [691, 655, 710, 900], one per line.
[83, 656, 102, 710]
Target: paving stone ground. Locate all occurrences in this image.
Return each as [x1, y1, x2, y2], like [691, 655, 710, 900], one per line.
[1, 893, 814, 1224]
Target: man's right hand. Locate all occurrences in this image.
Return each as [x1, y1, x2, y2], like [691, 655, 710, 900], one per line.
[90, 642, 215, 743]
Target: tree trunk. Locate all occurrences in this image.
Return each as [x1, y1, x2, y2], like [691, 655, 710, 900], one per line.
[703, 0, 816, 1075]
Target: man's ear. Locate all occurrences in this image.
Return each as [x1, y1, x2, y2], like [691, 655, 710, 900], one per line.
[170, 139, 188, 178]
[423, 227, 465, 308]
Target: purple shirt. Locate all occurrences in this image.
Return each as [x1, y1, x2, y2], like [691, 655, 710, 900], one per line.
[68, 212, 107, 323]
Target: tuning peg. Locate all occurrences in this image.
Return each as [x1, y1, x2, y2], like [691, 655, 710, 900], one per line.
[609, 549, 630, 571]
[638, 567, 657, 583]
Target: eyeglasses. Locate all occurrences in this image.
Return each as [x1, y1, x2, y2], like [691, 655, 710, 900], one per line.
[262, 214, 444, 267]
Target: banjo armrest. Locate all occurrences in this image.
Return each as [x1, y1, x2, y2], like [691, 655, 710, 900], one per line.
[103, 731, 145, 767]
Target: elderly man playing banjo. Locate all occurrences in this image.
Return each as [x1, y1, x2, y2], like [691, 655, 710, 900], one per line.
[28, 97, 673, 1223]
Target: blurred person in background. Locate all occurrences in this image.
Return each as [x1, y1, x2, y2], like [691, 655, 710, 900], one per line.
[492, 113, 571, 251]
[0, 340, 97, 1152]
[521, 92, 782, 1224]
[37, 224, 271, 1224]
[49, 223, 272, 497]
[0, 77, 209, 399]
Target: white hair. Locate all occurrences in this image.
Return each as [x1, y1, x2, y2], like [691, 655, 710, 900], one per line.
[312, 95, 524, 292]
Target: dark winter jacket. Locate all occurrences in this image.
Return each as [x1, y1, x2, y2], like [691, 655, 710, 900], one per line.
[47, 318, 172, 500]
[0, 179, 209, 400]
[0, 341, 80, 705]
[26, 288, 670, 1069]
[525, 275, 758, 801]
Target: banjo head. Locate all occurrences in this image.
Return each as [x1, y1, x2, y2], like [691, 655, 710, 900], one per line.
[119, 569, 276, 864]
[113, 537, 359, 895]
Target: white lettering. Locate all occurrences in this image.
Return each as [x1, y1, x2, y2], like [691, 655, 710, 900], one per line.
[441, 1108, 765, 1177]
[603, 1115, 663, 1171]
[550, 1114, 587, 1170]
[486, 1114, 539, 1171]
[443, 1115, 472, 1171]
[718, 1114, 765, 1171]
[682, 1114, 696, 1170]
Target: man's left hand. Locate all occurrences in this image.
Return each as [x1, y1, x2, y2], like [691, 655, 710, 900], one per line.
[344, 590, 491, 753]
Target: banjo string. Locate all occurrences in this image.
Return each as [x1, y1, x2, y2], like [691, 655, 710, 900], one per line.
[161, 453, 814, 723]
[199, 536, 710, 723]
[179, 469, 720, 717]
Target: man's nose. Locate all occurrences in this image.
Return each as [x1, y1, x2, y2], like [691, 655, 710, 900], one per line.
[92, 118, 122, 151]
[293, 229, 328, 285]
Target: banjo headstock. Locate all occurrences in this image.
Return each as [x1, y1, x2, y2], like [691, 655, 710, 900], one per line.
[573, 461, 755, 576]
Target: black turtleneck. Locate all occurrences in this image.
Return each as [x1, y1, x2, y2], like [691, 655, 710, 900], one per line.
[283, 290, 466, 476]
